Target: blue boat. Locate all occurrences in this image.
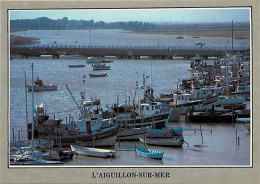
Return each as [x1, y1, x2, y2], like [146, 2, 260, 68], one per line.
[136, 147, 164, 159]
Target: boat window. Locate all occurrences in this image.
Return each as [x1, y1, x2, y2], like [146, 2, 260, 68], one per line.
[152, 106, 154, 110]
[155, 106, 159, 110]
[178, 96, 181, 100]
[146, 106, 149, 110]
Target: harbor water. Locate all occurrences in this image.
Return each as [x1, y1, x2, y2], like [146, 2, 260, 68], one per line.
[10, 29, 251, 166]
[10, 58, 251, 166]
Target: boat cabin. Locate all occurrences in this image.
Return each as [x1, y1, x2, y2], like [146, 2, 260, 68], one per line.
[172, 93, 191, 106]
[77, 117, 103, 133]
[138, 102, 163, 116]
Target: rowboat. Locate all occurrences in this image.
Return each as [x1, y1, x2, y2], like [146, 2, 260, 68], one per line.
[70, 145, 116, 158]
[89, 73, 108, 78]
[136, 147, 163, 159]
[68, 64, 85, 68]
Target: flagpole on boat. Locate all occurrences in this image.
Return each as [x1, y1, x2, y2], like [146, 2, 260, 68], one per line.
[31, 63, 35, 151]
[24, 71, 29, 141]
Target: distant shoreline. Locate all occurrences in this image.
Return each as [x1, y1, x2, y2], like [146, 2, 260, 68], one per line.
[129, 30, 250, 39]
[10, 35, 40, 46]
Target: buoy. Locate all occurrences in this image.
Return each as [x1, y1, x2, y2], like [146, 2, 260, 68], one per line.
[82, 75, 86, 78]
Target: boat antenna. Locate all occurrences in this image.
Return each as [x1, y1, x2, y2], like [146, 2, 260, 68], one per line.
[65, 85, 82, 115]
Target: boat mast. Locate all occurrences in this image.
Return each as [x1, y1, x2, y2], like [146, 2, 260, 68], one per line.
[24, 72, 29, 141]
[150, 61, 153, 95]
[31, 63, 34, 150]
[232, 20, 234, 52]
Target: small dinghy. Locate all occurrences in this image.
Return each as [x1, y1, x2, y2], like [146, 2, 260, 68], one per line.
[136, 147, 164, 159]
[89, 73, 108, 78]
[68, 64, 85, 68]
[70, 145, 116, 158]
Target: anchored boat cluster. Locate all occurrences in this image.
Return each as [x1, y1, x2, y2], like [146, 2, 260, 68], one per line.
[10, 52, 250, 164]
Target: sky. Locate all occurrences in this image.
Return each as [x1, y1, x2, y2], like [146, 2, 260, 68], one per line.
[9, 8, 250, 23]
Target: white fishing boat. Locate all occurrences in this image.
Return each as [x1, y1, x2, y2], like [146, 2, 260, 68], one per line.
[27, 77, 57, 92]
[86, 57, 101, 64]
[70, 145, 116, 158]
[215, 96, 245, 106]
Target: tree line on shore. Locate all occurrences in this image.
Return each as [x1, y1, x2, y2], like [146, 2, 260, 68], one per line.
[10, 17, 250, 32]
[10, 17, 156, 31]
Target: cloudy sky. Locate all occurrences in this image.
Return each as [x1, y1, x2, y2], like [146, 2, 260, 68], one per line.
[10, 8, 250, 23]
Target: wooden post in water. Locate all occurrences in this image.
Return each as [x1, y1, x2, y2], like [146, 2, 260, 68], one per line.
[236, 128, 238, 145]
[21, 127, 23, 142]
[232, 105, 234, 123]
[118, 123, 121, 148]
[18, 130, 20, 142]
[135, 144, 137, 157]
[200, 125, 204, 145]
[12, 128, 15, 146]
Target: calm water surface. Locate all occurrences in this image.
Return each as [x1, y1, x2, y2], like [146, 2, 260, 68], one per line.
[10, 29, 250, 166]
[9, 58, 250, 166]
[11, 29, 249, 49]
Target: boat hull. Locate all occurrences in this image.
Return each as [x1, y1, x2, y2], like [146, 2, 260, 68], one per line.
[120, 111, 171, 129]
[89, 73, 108, 78]
[27, 85, 57, 92]
[44, 124, 120, 147]
[136, 147, 164, 159]
[117, 127, 149, 141]
[139, 137, 184, 147]
[69, 65, 85, 68]
[70, 145, 116, 158]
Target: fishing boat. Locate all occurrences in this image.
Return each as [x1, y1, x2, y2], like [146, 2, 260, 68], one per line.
[187, 110, 237, 123]
[70, 145, 116, 158]
[136, 147, 164, 159]
[92, 63, 111, 70]
[89, 73, 108, 78]
[27, 77, 57, 92]
[139, 128, 184, 147]
[68, 64, 85, 68]
[28, 99, 120, 147]
[86, 57, 101, 64]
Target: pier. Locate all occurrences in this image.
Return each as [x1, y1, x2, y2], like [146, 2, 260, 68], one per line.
[10, 45, 249, 59]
